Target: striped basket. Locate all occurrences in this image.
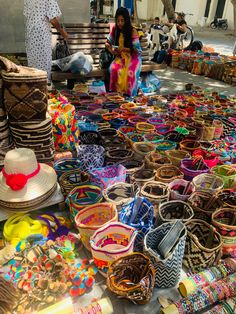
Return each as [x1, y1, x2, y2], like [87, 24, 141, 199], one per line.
[211, 165, 236, 189]
[183, 219, 223, 271]
[90, 222, 137, 277]
[216, 189, 236, 209]
[58, 169, 90, 196]
[75, 203, 118, 251]
[212, 208, 236, 257]
[54, 158, 81, 178]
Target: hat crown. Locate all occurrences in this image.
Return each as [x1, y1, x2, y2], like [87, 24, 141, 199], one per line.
[4, 148, 38, 175]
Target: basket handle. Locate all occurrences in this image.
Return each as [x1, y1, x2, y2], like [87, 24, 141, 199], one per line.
[0, 56, 20, 74]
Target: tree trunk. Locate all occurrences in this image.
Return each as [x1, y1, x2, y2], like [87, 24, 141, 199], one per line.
[231, 0, 236, 36]
[133, 0, 139, 26]
[161, 0, 175, 20]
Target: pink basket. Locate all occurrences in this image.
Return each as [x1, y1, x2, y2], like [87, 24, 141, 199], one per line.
[90, 164, 126, 189]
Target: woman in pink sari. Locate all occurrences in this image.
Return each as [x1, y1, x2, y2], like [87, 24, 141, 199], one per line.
[105, 7, 142, 96]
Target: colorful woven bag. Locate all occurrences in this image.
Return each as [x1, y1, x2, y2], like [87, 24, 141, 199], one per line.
[58, 169, 90, 196]
[77, 144, 105, 172]
[90, 222, 137, 276]
[144, 221, 187, 288]
[120, 196, 154, 251]
[165, 150, 190, 167]
[67, 183, 103, 219]
[180, 158, 209, 181]
[54, 158, 81, 178]
[90, 164, 126, 189]
[145, 151, 171, 170]
[212, 208, 236, 258]
[107, 253, 155, 305]
[168, 179, 194, 202]
[192, 173, 224, 194]
[183, 219, 223, 272]
[211, 165, 236, 189]
[75, 203, 118, 251]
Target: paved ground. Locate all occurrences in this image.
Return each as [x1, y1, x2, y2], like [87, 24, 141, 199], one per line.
[154, 67, 235, 97]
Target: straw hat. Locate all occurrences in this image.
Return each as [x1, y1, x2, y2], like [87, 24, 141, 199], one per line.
[0, 148, 57, 203]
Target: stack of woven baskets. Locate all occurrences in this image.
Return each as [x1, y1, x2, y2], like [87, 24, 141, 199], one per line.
[0, 56, 54, 167]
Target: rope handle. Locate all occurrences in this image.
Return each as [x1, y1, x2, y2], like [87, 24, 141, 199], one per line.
[0, 56, 20, 74]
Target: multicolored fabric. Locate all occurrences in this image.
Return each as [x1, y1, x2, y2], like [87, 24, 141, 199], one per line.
[120, 196, 154, 251]
[108, 26, 142, 96]
[77, 145, 105, 172]
[90, 164, 126, 189]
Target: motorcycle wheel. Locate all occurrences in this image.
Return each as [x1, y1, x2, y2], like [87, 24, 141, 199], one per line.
[210, 22, 217, 29]
[221, 23, 228, 30]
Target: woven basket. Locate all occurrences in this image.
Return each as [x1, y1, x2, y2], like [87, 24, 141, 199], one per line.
[136, 122, 155, 134]
[192, 173, 224, 194]
[58, 169, 90, 196]
[90, 164, 126, 189]
[169, 179, 194, 202]
[79, 131, 103, 145]
[120, 196, 154, 251]
[105, 148, 133, 165]
[179, 140, 201, 154]
[192, 149, 219, 168]
[145, 151, 171, 170]
[127, 133, 145, 146]
[212, 208, 236, 257]
[133, 142, 156, 160]
[141, 181, 169, 217]
[90, 222, 137, 277]
[75, 203, 118, 251]
[54, 158, 81, 178]
[144, 222, 187, 288]
[188, 191, 221, 222]
[157, 200, 194, 224]
[180, 158, 209, 181]
[103, 182, 139, 212]
[155, 140, 177, 151]
[0, 56, 48, 121]
[183, 219, 223, 271]
[67, 183, 103, 219]
[216, 189, 236, 209]
[131, 168, 156, 187]
[211, 165, 236, 189]
[155, 165, 183, 184]
[144, 133, 164, 144]
[165, 149, 189, 167]
[77, 144, 105, 172]
[120, 159, 144, 183]
[202, 124, 215, 141]
[107, 253, 155, 305]
[98, 127, 117, 139]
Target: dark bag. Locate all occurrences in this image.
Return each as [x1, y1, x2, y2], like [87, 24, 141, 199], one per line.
[54, 40, 71, 60]
[188, 41, 203, 52]
[152, 50, 167, 64]
[99, 49, 114, 69]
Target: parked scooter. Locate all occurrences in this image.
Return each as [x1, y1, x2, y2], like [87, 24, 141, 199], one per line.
[210, 17, 228, 30]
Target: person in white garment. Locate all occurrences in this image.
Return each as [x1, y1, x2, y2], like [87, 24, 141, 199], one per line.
[24, 0, 68, 84]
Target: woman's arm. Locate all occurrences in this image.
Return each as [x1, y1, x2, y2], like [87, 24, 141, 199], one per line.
[50, 17, 68, 39]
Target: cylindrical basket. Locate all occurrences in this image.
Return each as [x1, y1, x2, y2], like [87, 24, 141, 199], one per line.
[165, 150, 190, 167]
[131, 168, 156, 187]
[211, 165, 236, 189]
[90, 164, 126, 189]
[157, 200, 194, 225]
[54, 158, 81, 178]
[90, 222, 137, 276]
[107, 253, 155, 305]
[75, 203, 118, 251]
[155, 165, 184, 184]
[132, 142, 156, 160]
[103, 182, 139, 212]
[144, 222, 187, 288]
[58, 169, 90, 196]
[192, 173, 224, 194]
[168, 179, 194, 202]
[183, 219, 223, 271]
[77, 144, 105, 172]
[180, 158, 209, 181]
[145, 151, 171, 170]
[212, 208, 236, 257]
[67, 183, 103, 219]
[140, 181, 169, 217]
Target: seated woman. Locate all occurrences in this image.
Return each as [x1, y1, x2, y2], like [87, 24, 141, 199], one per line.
[105, 7, 142, 96]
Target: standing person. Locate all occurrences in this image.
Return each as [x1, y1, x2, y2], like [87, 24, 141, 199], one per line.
[105, 7, 142, 96]
[24, 0, 68, 84]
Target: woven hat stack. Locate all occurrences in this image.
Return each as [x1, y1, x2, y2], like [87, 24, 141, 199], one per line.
[0, 148, 57, 212]
[0, 56, 54, 166]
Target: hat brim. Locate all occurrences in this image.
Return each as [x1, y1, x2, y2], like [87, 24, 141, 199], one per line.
[0, 164, 57, 203]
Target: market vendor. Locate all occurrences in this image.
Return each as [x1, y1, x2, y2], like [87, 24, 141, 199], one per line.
[24, 0, 68, 84]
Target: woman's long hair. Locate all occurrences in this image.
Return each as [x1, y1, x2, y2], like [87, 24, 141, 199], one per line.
[115, 7, 133, 51]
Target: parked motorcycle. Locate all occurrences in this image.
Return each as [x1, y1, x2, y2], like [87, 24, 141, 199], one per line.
[210, 17, 228, 30]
